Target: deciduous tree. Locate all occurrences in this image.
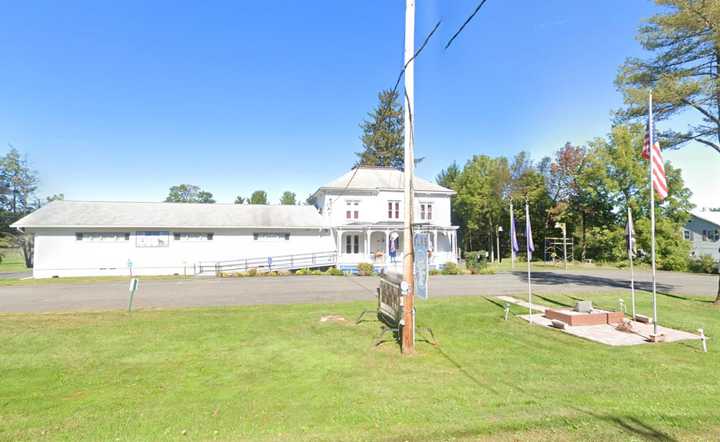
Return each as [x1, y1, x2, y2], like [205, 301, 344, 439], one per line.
[280, 191, 296, 205]
[165, 185, 215, 203]
[249, 190, 268, 205]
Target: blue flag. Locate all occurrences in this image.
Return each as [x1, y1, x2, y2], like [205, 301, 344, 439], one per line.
[525, 203, 535, 255]
[510, 204, 520, 254]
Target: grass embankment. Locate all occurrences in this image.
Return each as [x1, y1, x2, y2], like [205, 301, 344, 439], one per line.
[0, 248, 28, 273]
[1, 292, 718, 441]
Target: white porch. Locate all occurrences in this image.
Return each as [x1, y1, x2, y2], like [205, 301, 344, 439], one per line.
[334, 224, 458, 270]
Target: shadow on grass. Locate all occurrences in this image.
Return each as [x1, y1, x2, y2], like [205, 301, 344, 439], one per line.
[534, 294, 573, 308]
[433, 346, 500, 395]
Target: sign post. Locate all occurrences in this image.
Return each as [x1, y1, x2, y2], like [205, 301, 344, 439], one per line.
[128, 278, 139, 313]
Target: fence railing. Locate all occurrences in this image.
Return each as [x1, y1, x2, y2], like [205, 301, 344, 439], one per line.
[197, 250, 337, 275]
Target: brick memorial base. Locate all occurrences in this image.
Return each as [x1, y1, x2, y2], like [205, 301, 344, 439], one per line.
[545, 308, 624, 326]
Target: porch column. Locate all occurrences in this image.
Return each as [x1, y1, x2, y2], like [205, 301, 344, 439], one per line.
[336, 230, 342, 257]
[365, 230, 371, 258]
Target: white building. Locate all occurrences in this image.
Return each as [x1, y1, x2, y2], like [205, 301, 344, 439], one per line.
[12, 167, 457, 278]
[310, 167, 458, 270]
[684, 210, 720, 262]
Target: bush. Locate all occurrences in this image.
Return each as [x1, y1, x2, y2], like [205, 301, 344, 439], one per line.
[688, 255, 719, 274]
[247, 268, 258, 277]
[429, 268, 441, 276]
[357, 262, 374, 276]
[464, 251, 488, 273]
[441, 262, 462, 275]
[295, 268, 310, 275]
[310, 269, 323, 275]
[325, 267, 344, 276]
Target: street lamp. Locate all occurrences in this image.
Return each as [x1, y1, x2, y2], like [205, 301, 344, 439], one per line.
[554, 222, 567, 271]
[497, 225, 503, 263]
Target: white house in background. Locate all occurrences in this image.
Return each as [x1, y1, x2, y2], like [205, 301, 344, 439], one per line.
[684, 210, 720, 262]
[12, 166, 458, 278]
[310, 167, 458, 270]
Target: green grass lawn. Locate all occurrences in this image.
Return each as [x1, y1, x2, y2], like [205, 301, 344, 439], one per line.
[1, 292, 719, 441]
[0, 248, 28, 273]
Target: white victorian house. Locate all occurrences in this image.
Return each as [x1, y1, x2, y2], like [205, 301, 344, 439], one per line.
[310, 167, 458, 271]
[12, 166, 457, 278]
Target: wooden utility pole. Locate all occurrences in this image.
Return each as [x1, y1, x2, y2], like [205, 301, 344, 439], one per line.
[401, 0, 416, 354]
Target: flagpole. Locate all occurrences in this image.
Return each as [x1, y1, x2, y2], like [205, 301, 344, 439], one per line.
[510, 200, 515, 270]
[628, 207, 636, 320]
[648, 91, 659, 336]
[526, 201, 533, 324]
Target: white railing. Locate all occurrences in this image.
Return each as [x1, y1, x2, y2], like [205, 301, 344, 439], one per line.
[197, 251, 337, 275]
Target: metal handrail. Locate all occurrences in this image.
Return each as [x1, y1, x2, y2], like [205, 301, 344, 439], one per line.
[197, 250, 337, 275]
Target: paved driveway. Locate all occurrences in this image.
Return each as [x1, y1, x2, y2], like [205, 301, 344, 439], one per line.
[0, 268, 716, 313]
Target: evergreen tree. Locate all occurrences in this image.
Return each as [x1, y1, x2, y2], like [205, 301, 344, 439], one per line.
[616, 0, 720, 154]
[355, 89, 404, 169]
[234, 196, 245, 204]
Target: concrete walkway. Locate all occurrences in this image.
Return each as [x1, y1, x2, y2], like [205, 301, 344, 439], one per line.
[0, 268, 716, 313]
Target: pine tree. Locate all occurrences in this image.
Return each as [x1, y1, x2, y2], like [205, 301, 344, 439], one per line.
[355, 89, 404, 169]
[616, 0, 720, 154]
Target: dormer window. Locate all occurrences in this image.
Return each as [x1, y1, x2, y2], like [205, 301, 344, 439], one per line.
[346, 200, 359, 220]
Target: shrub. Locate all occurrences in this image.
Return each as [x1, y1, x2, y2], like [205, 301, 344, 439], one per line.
[247, 268, 258, 277]
[295, 268, 309, 275]
[325, 267, 344, 276]
[429, 269, 441, 276]
[310, 269, 323, 275]
[688, 255, 719, 274]
[357, 262, 374, 276]
[441, 262, 462, 275]
[464, 251, 488, 273]
[471, 267, 496, 275]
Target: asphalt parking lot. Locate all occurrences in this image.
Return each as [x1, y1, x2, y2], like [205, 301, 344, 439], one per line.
[0, 267, 716, 313]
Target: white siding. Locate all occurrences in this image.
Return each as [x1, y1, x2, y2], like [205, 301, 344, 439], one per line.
[318, 190, 452, 226]
[31, 228, 335, 278]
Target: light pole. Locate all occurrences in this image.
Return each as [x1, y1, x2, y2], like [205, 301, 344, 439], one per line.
[554, 222, 567, 271]
[497, 225, 503, 263]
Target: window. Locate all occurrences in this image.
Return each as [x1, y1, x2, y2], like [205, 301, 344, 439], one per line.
[683, 230, 693, 240]
[254, 232, 290, 241]
[420, 203, 433, 221]
[136, 231, 170, 247]
[345, 234, 360, 254]
[173, 232, 214, 241]
[388, 201, 400, 219]
[714, 230, 720, 241]
[346, 200, 359, 220]
[702, 230, 708, 241]
[76, 232, 130, 241]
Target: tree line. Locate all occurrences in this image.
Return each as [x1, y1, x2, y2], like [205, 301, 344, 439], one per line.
[437, 125, 693, 270]
[164, 185, 299, 205]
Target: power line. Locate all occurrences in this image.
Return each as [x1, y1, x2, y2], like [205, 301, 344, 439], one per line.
[445, 0, 489, 50]
[392, 20, 442, 95]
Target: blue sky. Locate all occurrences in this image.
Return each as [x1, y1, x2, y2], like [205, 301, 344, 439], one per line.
[1, 0, 717, 208]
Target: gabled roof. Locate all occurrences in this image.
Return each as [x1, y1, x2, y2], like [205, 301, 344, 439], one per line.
[315, 167, 454, 195]
[692, 210, 720, 228]
[10, 200, 326, 230]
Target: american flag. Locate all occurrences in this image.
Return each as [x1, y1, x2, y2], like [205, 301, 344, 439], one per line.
[642, 117, 668, 201]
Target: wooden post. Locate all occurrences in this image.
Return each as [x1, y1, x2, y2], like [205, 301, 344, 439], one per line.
[401, 0, 416, 354]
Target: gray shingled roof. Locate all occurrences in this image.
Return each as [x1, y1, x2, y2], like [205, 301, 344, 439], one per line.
[11, 201, 326, 229]
[692, 210, 720, 227]
[316, 167, 454, 194]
